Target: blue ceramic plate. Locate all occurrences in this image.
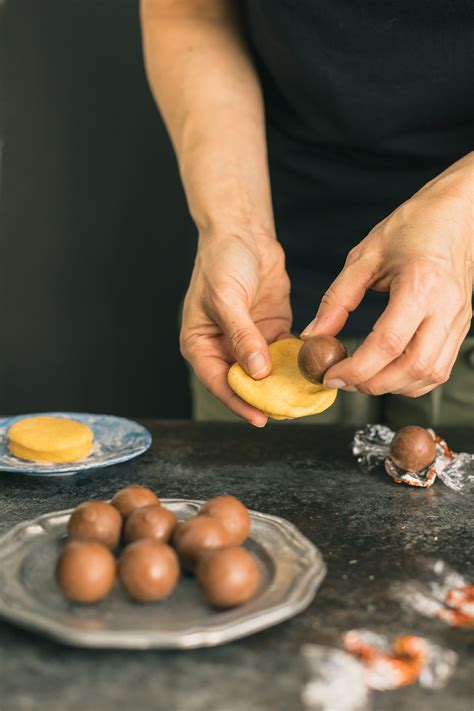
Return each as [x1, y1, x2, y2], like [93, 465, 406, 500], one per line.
[0, 412, 152, 477]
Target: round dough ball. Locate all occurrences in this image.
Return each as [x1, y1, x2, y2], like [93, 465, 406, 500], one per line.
[111, 486, 160, 518]
[298, 335, 348, 384]
[68, 500, 122, 549]
[200, 496, 250, 546]
[228, 338, 337, 419]
[56, 541, 116, 604]
[172, 515, 230, 573]
[390, 426, 436, 472]
[196, 546, 260, 608]
[119, 539, 180, 602]
[8, 416, 93, 463]
[124, 505, 177, 544]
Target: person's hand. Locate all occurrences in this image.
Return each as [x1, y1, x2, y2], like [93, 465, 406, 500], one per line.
[301, 154, 474, 397]
[181, 228, 292, 426]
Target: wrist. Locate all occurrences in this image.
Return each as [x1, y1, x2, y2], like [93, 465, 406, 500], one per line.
[185, 175, 276, 245]
[197, 219, 276, 247]
[178, 125, 276, 244]
[434, 151, 474, 205]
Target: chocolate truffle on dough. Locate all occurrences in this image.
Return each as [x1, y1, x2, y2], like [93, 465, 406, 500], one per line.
[199, 495, 251, 546]
[124, 504, 178, 544]
[111, 485, 160, 519]
[119, 539, 180, 602]
[298, 335, 348, 384]
[196, 546, 260, 608]
[389, 425, 437, 472]
[56, 541, 116, 604]
[228, 338, 337, 420]
[172, 515, 230, 573]
[68, 500, 122, 549]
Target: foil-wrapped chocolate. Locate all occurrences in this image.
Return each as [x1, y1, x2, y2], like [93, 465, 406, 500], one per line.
[352, 424, 474, 492]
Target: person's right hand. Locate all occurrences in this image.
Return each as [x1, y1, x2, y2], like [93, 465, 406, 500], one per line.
[180, 228, 292, 427]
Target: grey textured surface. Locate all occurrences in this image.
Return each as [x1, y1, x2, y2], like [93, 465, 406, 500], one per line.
[0, 422, 473, 711]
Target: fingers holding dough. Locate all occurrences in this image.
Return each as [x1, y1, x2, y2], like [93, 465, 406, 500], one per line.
[228, 338, 337, 420]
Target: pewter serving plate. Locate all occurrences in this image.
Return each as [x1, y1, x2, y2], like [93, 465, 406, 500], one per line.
[0, 500, 326, 649]
[0, 412, 152, 476]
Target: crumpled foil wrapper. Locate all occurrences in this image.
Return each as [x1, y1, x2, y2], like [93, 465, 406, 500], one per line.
[342, 629, 457, 691]
[391, 559, 474, 629]
[352, 424, 474, 492]
[301, 645, 370, 711]
[302, 630, 457, 708]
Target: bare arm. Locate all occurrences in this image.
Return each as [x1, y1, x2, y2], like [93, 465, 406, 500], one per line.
[141, 0, 292, 425]
[141, 0, 275, 236]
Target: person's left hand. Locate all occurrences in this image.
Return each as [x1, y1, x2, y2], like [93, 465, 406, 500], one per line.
[301, 153, 474, 397]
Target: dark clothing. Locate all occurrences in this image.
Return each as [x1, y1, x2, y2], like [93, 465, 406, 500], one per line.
[244, 1, 474, 334]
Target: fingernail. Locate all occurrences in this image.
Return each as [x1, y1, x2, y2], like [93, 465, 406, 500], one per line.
[341, 385, 358, 392]
[247, 352, 267, 378]
[300, 317, 318, 339]
[251, 418, 267, 428]
[324, 378, 347, 389]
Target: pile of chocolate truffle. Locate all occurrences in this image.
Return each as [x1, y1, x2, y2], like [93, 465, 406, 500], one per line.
[56, 486, 260, 609]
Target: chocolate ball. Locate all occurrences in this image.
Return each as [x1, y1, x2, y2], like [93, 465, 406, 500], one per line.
[124, 505, 177, 544]
[111, 486, 160, 518]
[172, 515, 230, 573]
[390, 425, 437, 472]
[67, 500, 122, 549]
[298, 335, 348, 384]
[56, 541, 116, 604]
[119, 539, 180, 602]
[199, 495, 251, 546]
[196, 546, 260, 608]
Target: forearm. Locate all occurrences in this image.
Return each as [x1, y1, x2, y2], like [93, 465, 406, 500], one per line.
[140, 0, 274, 238]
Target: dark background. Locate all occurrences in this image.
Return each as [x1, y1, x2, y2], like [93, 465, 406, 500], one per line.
[0, 0, 195, 417]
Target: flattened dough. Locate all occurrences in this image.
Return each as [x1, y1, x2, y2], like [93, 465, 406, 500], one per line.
[228, 338, 337, 419]
[8, 416, 94, 463]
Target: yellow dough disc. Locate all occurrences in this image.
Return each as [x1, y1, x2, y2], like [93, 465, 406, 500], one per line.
[228, 338, 338, 420]
[8, 416, 94, 463]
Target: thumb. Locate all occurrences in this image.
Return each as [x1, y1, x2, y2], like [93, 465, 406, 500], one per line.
[217, 302, 272, 380]
[300, 252, 376, 338]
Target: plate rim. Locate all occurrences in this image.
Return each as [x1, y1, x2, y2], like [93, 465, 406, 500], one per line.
[0, 500, 326, 649]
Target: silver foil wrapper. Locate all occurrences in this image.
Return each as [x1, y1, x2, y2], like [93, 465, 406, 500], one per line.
[301, 644, 370, 711]
[302, 630, 456, 709]
[352, 424, 474, 492]
[391, 559, 474, 629]
[341, 629, 457, 691]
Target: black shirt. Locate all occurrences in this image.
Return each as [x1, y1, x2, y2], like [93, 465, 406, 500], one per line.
[244, 1, 474, 334]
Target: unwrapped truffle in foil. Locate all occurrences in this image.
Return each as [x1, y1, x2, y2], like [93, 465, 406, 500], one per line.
[352, 424, 474, 492]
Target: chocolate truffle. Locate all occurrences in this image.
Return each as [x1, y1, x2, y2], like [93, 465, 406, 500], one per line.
[124, 504, 177, 544]
[56, 541, 116, 604]
[298, 335, 348, 384]
[119, 539, 180, 602]
[390, 425, 436, 472]
[67, 500, 122, 549]
[196, 546, 260, 608]
[111, 485, 160, 519]
[199, 495, 251, 546]
[172, 515, 230, 573]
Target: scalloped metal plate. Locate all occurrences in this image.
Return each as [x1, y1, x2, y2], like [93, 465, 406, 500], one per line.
[0, 500, 326, 649]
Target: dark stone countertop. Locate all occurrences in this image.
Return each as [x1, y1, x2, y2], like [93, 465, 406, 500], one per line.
[0, 422, 473, 711]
